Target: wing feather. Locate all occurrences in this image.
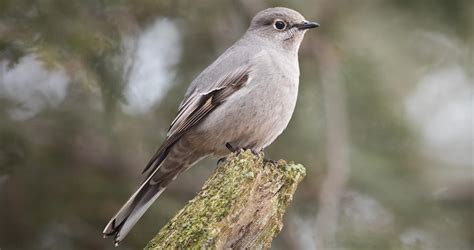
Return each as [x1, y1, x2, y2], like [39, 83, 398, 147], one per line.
[142, 64, 252, 175]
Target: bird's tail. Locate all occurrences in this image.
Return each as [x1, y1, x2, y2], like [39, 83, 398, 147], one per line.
[102, 171, 167, 246]
[103, 151, 199, 245]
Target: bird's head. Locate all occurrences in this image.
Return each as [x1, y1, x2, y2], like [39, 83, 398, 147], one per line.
[248, 7, 319, 52]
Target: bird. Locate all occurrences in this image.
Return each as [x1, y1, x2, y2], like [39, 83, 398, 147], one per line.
[103, 7, 319, 245]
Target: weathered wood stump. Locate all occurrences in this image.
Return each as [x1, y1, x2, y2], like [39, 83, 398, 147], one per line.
[145, 150, 306, 249]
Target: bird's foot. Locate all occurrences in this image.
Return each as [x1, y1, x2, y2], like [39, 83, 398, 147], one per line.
[249, 148, 260, 156]
[217, 157, 227, 165]
[225, 143, 263, 157]
[263, 158, 278, 165]
[225, 142, 246, 155]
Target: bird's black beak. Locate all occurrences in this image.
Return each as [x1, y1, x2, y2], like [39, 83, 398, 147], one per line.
[296, 21, 320, 30]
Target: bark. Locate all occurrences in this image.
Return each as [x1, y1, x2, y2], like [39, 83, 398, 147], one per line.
[145, 150, 306, 249]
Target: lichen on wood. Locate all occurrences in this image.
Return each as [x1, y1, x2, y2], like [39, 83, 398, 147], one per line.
[144, 150, 306, 249]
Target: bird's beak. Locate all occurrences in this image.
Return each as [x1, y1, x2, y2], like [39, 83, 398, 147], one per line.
[296, 21, 320, 30]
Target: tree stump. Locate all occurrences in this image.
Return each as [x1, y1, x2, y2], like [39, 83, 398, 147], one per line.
[145, 150, 306, 249]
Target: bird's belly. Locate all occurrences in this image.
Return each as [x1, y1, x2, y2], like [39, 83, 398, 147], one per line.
[193, 76, 298, 156]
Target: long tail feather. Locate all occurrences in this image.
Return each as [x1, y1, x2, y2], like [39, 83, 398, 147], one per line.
[103, 136, 204, 245]
[102, 172, 168, 246]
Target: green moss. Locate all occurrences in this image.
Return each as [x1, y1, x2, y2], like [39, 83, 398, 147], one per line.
[145, 150, 305, 249]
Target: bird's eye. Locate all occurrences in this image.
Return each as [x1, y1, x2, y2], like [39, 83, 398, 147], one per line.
[273, 20, 287, 30]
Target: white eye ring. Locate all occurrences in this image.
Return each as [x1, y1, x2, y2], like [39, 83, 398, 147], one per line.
[273, 19, 287, 30]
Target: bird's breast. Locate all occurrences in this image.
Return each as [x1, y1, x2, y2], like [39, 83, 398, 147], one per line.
[191, 49, 300, 155]
[193, 69, 299, 155]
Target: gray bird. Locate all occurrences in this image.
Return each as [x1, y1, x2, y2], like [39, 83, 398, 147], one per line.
[103, 7, 318, 245]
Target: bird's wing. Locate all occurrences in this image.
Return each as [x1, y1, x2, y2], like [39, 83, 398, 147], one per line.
[142, 64, 252, 175]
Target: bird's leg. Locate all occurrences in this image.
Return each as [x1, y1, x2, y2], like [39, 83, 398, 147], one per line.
[225, 142, 236, 152]
[216, 143, 238, 165]
[225, 143, 263, 157]
[225, 142, 243, 153]
[250, 148, 260, 156]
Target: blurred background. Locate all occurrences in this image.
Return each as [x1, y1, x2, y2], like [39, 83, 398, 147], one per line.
[0, 0, 472, 249]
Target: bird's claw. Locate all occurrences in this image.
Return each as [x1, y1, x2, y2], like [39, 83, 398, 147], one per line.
[225, 142, 262, 157]
[217, 157, 227, 165]
[250, 148, 260, 156]
[263, 158, 278, 164]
